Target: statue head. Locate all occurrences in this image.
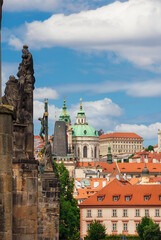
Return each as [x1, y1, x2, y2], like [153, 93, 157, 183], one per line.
[8, 75, 17, 83]
[22, 45, 29, 58]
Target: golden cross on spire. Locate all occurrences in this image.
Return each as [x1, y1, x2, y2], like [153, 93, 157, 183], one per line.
[80, 98, 82, 110]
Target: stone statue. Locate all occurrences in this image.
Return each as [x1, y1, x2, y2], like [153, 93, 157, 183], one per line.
[3, 45, 35, 123]
[2, 75, 18, 108]
[0, 0, 3, 29]
[2, 46, 35, 160]
[45, 141, 53, 170]
[38, 115, 45, 141]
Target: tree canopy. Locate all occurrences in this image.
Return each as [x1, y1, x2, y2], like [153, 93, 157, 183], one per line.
[54, 161, 80, 240]
[84, 220, 106, 240]
[143, 222, 161, 240]
[145, 145, 154, 152]
[137, 216, 161, 240]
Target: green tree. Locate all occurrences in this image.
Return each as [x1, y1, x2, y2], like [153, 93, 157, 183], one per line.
[84, 220, 106, 240]
[145, 145, 154, 152]
[54, 161, 80, 240]
[137, 216, 154, 240]
[143, 222, 161, 240]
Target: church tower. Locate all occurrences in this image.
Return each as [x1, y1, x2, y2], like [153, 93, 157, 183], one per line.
[72, 99, 99, 162]
[59, 98, 72, 153]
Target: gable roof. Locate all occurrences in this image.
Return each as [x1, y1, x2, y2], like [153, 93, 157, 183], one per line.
[79, 179, 161, 207]
[99, 132, 143, 139]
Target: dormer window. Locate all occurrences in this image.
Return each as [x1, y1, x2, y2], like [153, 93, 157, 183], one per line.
[125, 196, 132, 201]
[97, 195, 105, 201]
[113, 196, 119, 201]
[159, 195, 161, 201]
[144, 195, 151, 201]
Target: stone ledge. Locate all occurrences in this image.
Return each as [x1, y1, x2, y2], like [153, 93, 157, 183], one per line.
[0, 104, 14, 117]
[12, 158, 39, 164]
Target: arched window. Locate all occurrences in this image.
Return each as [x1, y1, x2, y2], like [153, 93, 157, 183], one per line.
[94, 147, 97, 158]
[91, 149, 93, 158]
[83, 146, 87, 158]
[78, 147, 80, 157]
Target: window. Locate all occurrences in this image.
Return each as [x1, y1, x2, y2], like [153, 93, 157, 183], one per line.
[155, 209, 160, 217]
[87, 223, 90, 231]
[136, 209, 140, 217]
[83, 146, 87, 158]
[97, 196, 104, 201]
[136, 223, 139, 231]
[112, 223, 117, 231]
[87, 209, 91, 217]
[113, 196, 119, 201]
[159, 195, 161, 201]
[91, 149, 93, 158]
[112, 209, 117, 217]
[123, 209, 128, 217]
[123, 223, 128, 231]
[94, 147, 97, 158]
[98, 210, 102, 217]
[78, 147, 80, 157]
[145, 209, 149, 217]
[144, 195, 150, 201]
[125, 196, 131, 201]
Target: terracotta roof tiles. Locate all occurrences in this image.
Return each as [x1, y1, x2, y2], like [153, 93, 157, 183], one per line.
[79, 179, 161, 207]
[99, 132, 143, 139]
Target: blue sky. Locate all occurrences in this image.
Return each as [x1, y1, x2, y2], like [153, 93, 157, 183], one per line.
[2, 0, 161, 147]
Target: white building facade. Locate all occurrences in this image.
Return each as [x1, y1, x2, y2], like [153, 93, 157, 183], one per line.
[79, 179, 161, 239]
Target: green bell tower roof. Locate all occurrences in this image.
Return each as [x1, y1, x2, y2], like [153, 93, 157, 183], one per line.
[77, 98, 86, 118]
[72, 98, 99, 137]
[59, 98, 71, 125]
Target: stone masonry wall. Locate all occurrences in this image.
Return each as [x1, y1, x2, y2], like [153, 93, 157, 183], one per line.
[12, 160, 38, 240]
[0, 106, 13, 240]
[38, 170, 60, 240]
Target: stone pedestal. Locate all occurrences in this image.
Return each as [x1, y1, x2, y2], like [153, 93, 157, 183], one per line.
[12, 159, 38, 240]
[38, 170, 60, 240]
[0, 105, 14, 240]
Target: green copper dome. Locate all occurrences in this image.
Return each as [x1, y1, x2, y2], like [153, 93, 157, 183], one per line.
[72, 98, 98, 137]
[72, 124, 99, 137]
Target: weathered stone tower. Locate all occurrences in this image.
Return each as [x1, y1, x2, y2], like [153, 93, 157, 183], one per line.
[0, 105, 14, 240]
[3, 45, 38, 240]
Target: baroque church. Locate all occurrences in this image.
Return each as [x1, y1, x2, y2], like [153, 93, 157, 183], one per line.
[52, 98, 99, 178]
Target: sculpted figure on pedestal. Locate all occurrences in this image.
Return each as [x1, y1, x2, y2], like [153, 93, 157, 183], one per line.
[45, 141, 54, 170]
[38, 115, 45, 141]
[2, 45, 35, 124]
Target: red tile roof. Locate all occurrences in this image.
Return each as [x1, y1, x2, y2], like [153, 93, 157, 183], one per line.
[99, 132, 143, 139]
[118, 163, 161, 173]
[76, 162, 161, 173]
[79, 179, 161, 207]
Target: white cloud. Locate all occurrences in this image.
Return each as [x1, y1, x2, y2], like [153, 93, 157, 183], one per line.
[68, 98, 123, 130]
[3, 0, 94, 13]
[34, 87, 59, 100]
[57, 79, 161, 98]
[2, 62, 18, 94]
[4, 0, 61, 12]
[33, 100, 61, 121]
[7, 0, 161, 70]
[33, 98, 123, 134]
[114, 122, 161, 140]
[8, 35, 23, 50]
